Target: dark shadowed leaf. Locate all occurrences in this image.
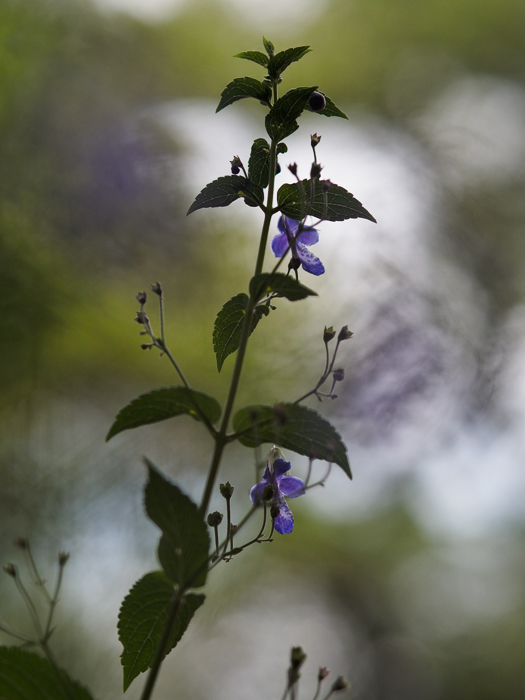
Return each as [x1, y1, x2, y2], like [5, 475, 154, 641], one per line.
[106, 387, 221, 440]
[144, 461, 210, 588]
[234, 51, 268, 67]
[0, 646, 95, 700]
[249, 273, 317, 303]
[118, 571, 205, 691]
[267, 46, 311, 78]
[233, 403, 351, 478]
[277, 179, 376, 223]
[265, 86, 317, 141]
[213, 293, 270, 372]
[248, 139, 288, 188]
[216, 77, 271, 112]
[187, 176, 264, 215]
[304, 94, 349, 119]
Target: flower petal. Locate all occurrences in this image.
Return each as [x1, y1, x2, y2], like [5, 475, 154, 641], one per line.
[296, 243, 325, 275]
[271, 232, 289, 257]
[278, 475, 306, 499]
[250, 479, 268, 505]
[297, 226, 319, 246]
[282, 216, 299, 237]
[273, 458, 292, 478]
[274, 500, 294, 534]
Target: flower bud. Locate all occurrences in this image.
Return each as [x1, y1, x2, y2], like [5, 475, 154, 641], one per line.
[311, 133, 322, 148]
[288, 162, 298, 177]
[318, 667, 330, 681]
[58, 552, 70, 566]
[136, 291, 147, 305]
[134, 311, 147, 324]
[330, 676, 350, 692]
[338, 326, 353, 341]
[322, 179, 333, 192]
[230, 156, 242, 175]
[323, 326, 336, 343]
[309, 92, 326, 111]
[141, 343, 153, 350]
[288, 257, 301, 272]
[14, 537, 29, 550]
[207, 511, 223, 527]
[3, 563, 16, 578]
[290, 646, 307, 670]
[275, 161, 281, 175]
[333, 368, 345, 382]
[310, 162, 323, 179]
[150, 281, 162, 296]
[220, 482, 234, 500]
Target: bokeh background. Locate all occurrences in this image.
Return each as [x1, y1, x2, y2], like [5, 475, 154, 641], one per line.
[1, 0, 525, 698]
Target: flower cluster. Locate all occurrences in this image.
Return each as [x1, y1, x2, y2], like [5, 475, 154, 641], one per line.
[271, 215, 325, 276]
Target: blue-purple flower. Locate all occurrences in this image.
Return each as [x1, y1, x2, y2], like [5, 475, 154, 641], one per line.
[271, 216, 325, 276]
[250, 447, 306, 534]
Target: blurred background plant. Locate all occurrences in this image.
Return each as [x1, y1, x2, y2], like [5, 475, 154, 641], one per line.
[1, 0, 525, 698]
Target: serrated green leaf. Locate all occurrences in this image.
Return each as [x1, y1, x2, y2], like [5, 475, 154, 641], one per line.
[304, 94, 348, 119]
[118, 572, 205, 691]
[262, 37, 275, 57]
[187, 175, 264, 215]
[249, 273, 317, 303]
[216, 77, 271, 112]
[277, 179, 377, 223]
[0, 646, 95, 700]
[106, 387, 221, 441]
[267, 46, 311, 78]
[213, 293, 270, 372]
[248, 139, 288, 189]
[144, 461, 210, 587]
[234, 50, 268, 67]
[265, 86, 317, 142]
[233, 403, 351, 478]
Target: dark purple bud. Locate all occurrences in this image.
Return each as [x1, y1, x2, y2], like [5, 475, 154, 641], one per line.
[230, 156, 242, 175]
[311, 162, 323, 179]
[150, 281, 162, 296]
[311, 133, 322, 148]
[58, 552, 70, 566]
[338, 326, 353, 341]
[330, 676, 350, 692]
[288, 162, 298, 176]
[136, 291, 147, 305]
[309, 92, 326, 111]
[207, 511, 223, 527]
[323, 326, 336, 343]
[318, 667, 330, 681]
[322, 179, 333, 192]
[229, 523, 238, 535]
[220, 482, 234, 500]
[333, 368, 345, 382]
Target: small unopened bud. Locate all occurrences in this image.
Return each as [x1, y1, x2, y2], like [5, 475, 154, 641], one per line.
[229, 523, 238, 535]
[136, 291, 147, 305]
[333, 368, 345, 382]
[290, 646, 307, 670]
[288, 162, 298, 177]
[323, 326, 336, 343]
[322, 179, 333, 192]
[230, 156, 242, 175]
[14, 537, 29, 550]
[261, 484, 274, 502]
[318, 667, 330, 681]
[309, 92, 326, 111]
[310, 162, 323, 179]
[220, 482, 234, 500]
[330, 676, 350, 692]
[150, 281, 162, 296]
[58, 552, 70, 566]
[134, 311, 146, 324]
[270, 504, 280, 520]
[141, 343, 153, 350]
[3, 563, 16, 578]
[288, 257, 301, 272]
[311, 133, 322, 148]
[207, 511, 223, 527]
[338, 326, 353, 341]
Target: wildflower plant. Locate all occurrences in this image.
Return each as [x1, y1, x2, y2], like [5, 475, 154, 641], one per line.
[0, 38, 375, 700]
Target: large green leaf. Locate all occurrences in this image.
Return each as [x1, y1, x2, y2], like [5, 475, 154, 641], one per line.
[0, 646, 95, 700]
[216, 77, 271, 112]
[265, 86, 317, 142]
[187, 176, 264, 215]
[233, 51, 268, 68]
[106, 387, 221, 441]
[213, 293, 270, 372]
[144, 461, 210, 588]
[118, 572, 205, 691]
[267, 46, 311, 78]
[304, 93, 349, 119]
[277, 179, 377, 223]
[233, 403, 352, 478]
[247, 139, 288, 189]
[249, 273, 317, 303]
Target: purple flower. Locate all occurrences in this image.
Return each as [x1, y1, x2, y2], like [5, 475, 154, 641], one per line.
[250, 447, 306, 534]
[271, 216, 325, 276]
